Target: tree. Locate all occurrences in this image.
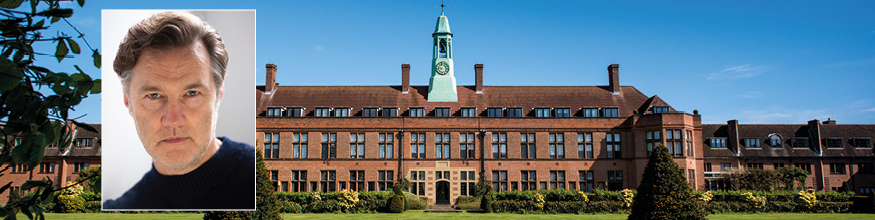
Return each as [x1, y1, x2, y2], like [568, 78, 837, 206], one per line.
[1, 0, 101, 219]
[73, 166, 99, 193]
[776, 166, 808, 190]
[628, 143, 706, 220]
[203, 150, 282, 220]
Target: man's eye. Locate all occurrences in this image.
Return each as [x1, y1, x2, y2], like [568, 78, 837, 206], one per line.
[147, 93, 160, 99]
[187, 91, 199, 96]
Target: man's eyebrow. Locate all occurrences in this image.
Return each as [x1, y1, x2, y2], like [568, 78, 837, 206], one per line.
[183, 82, 209, 91]
[135, 83, 209, 94]
[137, 85, 162, 94]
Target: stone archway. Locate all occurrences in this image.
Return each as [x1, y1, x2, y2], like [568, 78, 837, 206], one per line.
[435, 180, 450, 204]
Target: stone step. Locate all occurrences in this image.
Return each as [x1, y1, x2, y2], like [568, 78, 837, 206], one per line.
[425, 204, 462, 213]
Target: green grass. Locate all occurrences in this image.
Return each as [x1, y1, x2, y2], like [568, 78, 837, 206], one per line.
[17, 212, 875, 220]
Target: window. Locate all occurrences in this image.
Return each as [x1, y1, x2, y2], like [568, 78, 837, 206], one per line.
[774, 162, 785, 169]
[264, 133, 279, 159]
[506, 108, 523, 117]
[435, 133, 450, 159]
[75, 138, 92, 149]
[378, 170, 394, 191]
[460, 133, 475, 159]
[410, 133, 425, 158]
[743, 138, 760, 149]
[601, 108, 619, 117]
[826, 138, 843, 148]
[830, 163, 846, 174]
[607, 171, 623, 190]
[287, 107, 303, 117]
[578, 133, 593, 158]
[852, 138, 871, 148]
[720, 163, 731, 172]
[320, 170, 336, 192]
[555, 108, 571, 117]
[11, 164, 25, 173]
[606, 133, 621, 158]
[379, 133, 394, 159]
[410, 170, 427, 196]
[791, 138, 809, 148]
[795, 163, 812, 174]
[461, 107, 477, 117]
[435, 107, 451, 117]
[334, 107, 349, 117]
[436, 171, 450, 180]
[73, 162, 90, 173]
[704, 163, 712, 172]
[653, 106, 670, 113]
[409, 107, 424, 117]
[521, 133, 536, 159]
[350, 133, 365, 158]
[266, 107, 283, 117]
[646, 130, 657, 156]
[321, 133, 337, 159]
[520, 171, 537, 191]
[382, 107, 398, 117]
[281, 181, 289, 192]
[746, 163, 763, 170]
[492, 171, 508, 192]
[686, 130, 694, 156]
[550, 171, 566, 189]
[534, 108, 551, 117]
[38, 162, 55, 173]
[362, 107, 379, 117]
[293, 133, 308, 158]
[270, 170, 279, 182]
[710, 138, 727, 148]
[667, 129, 683, 156]
[492, 133, 507, 159]
[487, 107, 503, 117]
[579, 171, 594, 192]
[549, 133, 565, 159]
[315, 107, 331, 117]
[582, 108, 599, 118]
[460, 171, 476, 196]
[290, 170, 307, 192]
[768, 133, 783, 147]
[858, 162, 875, 174]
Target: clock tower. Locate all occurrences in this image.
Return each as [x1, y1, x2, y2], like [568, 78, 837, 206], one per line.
[428, 12, 457, 102]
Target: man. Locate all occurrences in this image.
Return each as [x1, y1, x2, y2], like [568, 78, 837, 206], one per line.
[103, 11, 255, 210]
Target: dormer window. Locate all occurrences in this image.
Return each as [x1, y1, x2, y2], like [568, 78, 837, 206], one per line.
[460, 107, 477, 117]
[362, 107, 379, 117]
[601, 108, 619, 117]
[555, 108, 571, 117]
[507, 107, 523, 117]
[653, 106, 670, 114]
[334, 107, 350, 117]
[409, 107, 425, 117]
[315, 107, 331, 117]
[534, 107, 551, 117]
[382, 107, 398, 117]
[266, 107, 283, 117]
[287, 107, 303, 117]
[852, 138, 871, 149]
[487, 107, 503, 117]
[582, 108, 599, 118]
[435, 107, 451, 117]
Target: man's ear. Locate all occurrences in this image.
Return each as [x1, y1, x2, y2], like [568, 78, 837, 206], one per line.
[123, 93, 132, 116]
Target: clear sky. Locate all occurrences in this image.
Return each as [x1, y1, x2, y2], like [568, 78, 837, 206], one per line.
[62, 0, 875, 124]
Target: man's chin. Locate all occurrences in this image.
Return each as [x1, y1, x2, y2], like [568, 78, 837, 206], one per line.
[155, 156, 201, 172]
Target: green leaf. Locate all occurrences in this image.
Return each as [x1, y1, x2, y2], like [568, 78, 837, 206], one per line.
[70, 73, 88, 81]
[66, 38, 80, 54]
[0, 0, 24, 9]
[33, 19, 44, 28]
[78, 0, 85, 7]
[72, 120, 99, 134]
[0, 59, 24, 92]
[92, 49, 101, 68]
[20, 180, 48, 191]
[51, 16, 60, 24]
[51, 85, 70, 95]
[74, 65, 84, 74]
[55, 40, 68, 62]
[91, 79, 101, 94]
[12, 50, 23, 62]
[30, 0, 36, 13]
[26, 66, 51, 74]
[38, 8, 74, 18]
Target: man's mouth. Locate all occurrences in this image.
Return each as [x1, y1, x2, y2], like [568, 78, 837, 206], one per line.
[162, 137, 189, 144]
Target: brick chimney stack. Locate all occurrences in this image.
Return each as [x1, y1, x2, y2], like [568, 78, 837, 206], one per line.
[607, 64, 620, 94]
[475, 64, 483, 93]
[401, 64, 410, 94]
[265, 64, 277, 93]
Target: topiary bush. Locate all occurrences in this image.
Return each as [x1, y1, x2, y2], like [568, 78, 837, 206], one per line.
[628, 143, 706, 219]
[403, 192, 427, 210]
[55, 194, 85, 213]
[396, 178, 411, 192]
[387, 195, 405, 213]
[481, 194, 493, 213]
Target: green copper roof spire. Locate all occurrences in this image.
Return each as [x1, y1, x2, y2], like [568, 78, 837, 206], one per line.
[428, 11, 457, 102]
[434, 12, 452, 35]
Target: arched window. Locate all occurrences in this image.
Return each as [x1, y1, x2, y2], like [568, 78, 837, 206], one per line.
[768, 133, 782, 147]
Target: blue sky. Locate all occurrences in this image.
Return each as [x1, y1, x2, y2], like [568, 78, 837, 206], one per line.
[60, 0, 875, 124]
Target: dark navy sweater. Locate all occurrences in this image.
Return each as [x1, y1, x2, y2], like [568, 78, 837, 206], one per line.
[103, 137, 255, 210]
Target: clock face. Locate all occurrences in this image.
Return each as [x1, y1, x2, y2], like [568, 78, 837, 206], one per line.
[436, 61, 449, 75]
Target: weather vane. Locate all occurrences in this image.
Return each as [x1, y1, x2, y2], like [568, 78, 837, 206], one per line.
[436, 0, 448, 13]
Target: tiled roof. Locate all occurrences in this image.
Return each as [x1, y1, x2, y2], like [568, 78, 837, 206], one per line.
[257, 85, 652, 117]
[701, 123, 875, 158]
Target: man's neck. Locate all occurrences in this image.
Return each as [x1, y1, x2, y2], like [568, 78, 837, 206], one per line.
[154, 137, 222, 175]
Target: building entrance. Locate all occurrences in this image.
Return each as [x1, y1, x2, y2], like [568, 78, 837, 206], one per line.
[435, 181, 450, 204]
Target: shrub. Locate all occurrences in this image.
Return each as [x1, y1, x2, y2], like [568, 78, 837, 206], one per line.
[796, 189, 817, 211]
[55, 194, 84, 213]
[304, 199, 343, 213]
[742, 192, 767, 211]
[83, 201, 101, 213]
[481, 194, 493, 213]
[396, 178, 411, 192]
[279, 200, 302, 213]
[403, 192, 427, 210]
[628, 143, 706, 220]
[491, 200, 625, 214]
[387, 195, 405, 213]
[338, 189, 359, 210]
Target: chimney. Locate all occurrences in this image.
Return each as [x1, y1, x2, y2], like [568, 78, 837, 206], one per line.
[265, 64, 277, 93]
[808, 119, 822, 155]
[607, 64, 620, 94]
[823, 118, 836, 124]
[401, 64, 410, 94]
[727, 119, 739, 156]
[475, 64, 483, 93]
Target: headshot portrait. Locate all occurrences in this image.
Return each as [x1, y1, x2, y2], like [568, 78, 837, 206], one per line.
[101, 10, 256, 210]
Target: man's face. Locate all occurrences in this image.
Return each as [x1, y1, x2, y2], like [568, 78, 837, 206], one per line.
[124, 41, 223, 172]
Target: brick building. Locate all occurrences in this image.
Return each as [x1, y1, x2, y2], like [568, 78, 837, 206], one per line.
[0, 122, 101, 204]
[253, 11, 875, 205]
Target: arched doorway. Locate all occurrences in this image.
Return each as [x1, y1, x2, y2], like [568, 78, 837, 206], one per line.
[435, 181, 450, 204]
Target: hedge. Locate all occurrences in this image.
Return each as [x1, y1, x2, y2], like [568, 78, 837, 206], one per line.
[491, 200, 626, 214]
[704, 201, 851, 213]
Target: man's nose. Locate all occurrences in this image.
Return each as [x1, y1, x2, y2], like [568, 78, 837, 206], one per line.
[162, 98, 185, 126]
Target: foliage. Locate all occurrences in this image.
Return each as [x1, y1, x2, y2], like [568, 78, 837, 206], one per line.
[82, 201, 100, 213]
[628, 143, 706, 220]
[54, 193, 84, 213]
[699, 191, 713, 202]
[724, 168, 778, 191]
[742, 192, 767, 211]
[310, 191, 322, 202]
[776, 166, 808, 190]
[0, 0, 102, 218]
[481, 194, 494, 213]
[278, 200, 303, 214]
[704, 201, 851, 213]
[532, 192, 545, 210]
[337, 189, 359, 209]
[403, 192, 427, 210]
[387, 195, 404, 213]
[578, 190, 589, 203]
[395, 178, 410, 192]
[74, 166, 100, 193]
[203, 150, 282, 220]
[620, 189, 634, 208]
[475, 178, 492, 197]
[491, 200, 626, 214]
[797, 189, 817, 211]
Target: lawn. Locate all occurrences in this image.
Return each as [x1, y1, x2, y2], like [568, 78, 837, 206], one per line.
[19, 212, 875, 220]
